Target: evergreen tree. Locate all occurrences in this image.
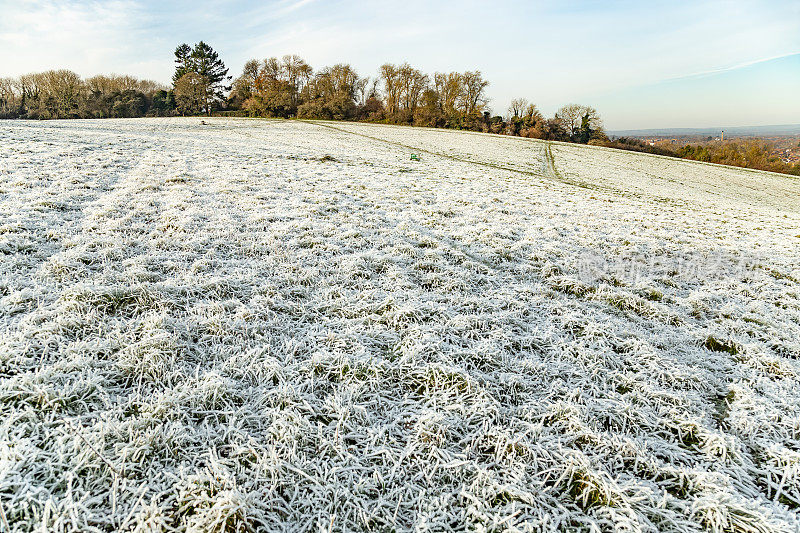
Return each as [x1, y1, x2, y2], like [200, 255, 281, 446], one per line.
[578, 113, 592, 144]
[172, 42, 230, 115]
[173, 44, 193, 84]
[190, 41, 230, 115]
[152, 90, 176, 116]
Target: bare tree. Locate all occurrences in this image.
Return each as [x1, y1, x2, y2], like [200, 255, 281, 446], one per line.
[555, 104, 603, 138]
[397, 63, 428, 112]
[579, 105, 603, 131]
[459, 70, 489, 116]
[433, 72, 462, 116]
[261, 57, 282, 80]
[231, 55, 315, 116]
[555, 104, 582, 137]
[297, 63, 362, 120]
[0, 77, 18, 115]
[282, 55, 312, 106]
[86, 74, 164, 96]
[379, 64, 402, 115]
[41, 70, 83, 118]
[523, 103, 543, 125]
[508, 97, 528, 119]
[355, 76, 370, 106]
[135, 79, 166, 95]
[231, 59, 261, 102]
[325, 64, 360, 99]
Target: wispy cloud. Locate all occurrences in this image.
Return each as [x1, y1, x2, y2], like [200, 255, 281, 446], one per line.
[274, 0, 316, 16]
[667, 51, 800, 82]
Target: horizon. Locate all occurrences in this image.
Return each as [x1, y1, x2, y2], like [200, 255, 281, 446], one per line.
[608, 122, 800, 135]
[1, 0, 799, 130]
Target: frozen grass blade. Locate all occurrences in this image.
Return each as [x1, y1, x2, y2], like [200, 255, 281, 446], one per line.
[0, 117, 798, 531]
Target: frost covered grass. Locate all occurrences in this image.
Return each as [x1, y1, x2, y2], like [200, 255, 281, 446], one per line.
[0, 117, 799, 532]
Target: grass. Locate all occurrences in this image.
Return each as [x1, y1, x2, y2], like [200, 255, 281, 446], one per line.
[0, 117, 798, 532]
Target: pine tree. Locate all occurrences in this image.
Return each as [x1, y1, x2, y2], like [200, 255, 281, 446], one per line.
[190, 42, 230, 115]
[172, 42, 230, 115]
[578, 113, 592, 144]
[173, 44, 192, 85]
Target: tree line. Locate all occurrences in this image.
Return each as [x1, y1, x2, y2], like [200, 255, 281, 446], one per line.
[222, 53, 605, 143]
[675, 139, 800, 176]
[0, 42, 233, 119]
[0, 71, 174, 119]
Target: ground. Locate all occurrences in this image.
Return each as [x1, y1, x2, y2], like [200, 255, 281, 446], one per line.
[0, 118, 799, 532]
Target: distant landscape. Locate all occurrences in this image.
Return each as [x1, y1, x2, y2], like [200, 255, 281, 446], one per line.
[611, 124, 800, 170]
[609, 132, 800, 175]
[611, 124, 800, 137]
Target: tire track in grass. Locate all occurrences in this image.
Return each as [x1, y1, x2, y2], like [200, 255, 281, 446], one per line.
[302, 120, 607, 193]
[6, 119, 800, 531]
[295, 121, 605, 285]
[293, 121, 528, 274]
[297, 122, 714, 336]
[305, 121, 733, 211]
[297, 122, 670, 326]
[0, 125, 159, 317]
[297, 121, 650, 288]
[544, 142, 562, 181]
[297, 121, 619, 282]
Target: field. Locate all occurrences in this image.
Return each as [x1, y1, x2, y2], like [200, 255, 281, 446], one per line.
[1, 117, 799, 532]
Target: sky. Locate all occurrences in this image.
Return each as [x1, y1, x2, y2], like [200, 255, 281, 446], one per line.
[1, 0, 798, 130]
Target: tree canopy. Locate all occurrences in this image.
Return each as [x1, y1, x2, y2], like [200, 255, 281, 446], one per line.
[172, 42, 230, 115]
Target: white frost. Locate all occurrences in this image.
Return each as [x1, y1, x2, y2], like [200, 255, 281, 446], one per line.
[0, 117, 798, 532]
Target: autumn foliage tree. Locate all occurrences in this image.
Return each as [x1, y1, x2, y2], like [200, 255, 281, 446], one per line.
[174, 72, 206, 115]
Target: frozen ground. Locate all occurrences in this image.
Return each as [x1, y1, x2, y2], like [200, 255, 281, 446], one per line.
[0, 117, 799, 532]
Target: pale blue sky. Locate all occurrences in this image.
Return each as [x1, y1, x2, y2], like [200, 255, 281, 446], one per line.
[1, 0, 798, 129]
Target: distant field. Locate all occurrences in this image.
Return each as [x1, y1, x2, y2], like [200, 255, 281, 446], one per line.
[1, 118, 799, 532]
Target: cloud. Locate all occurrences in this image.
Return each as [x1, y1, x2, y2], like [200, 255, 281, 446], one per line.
[274, 0, 316, 16]
[0, 0, 157, 77]
[667, 51, 800, 82]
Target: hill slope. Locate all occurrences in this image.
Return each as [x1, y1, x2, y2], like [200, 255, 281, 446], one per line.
[1, 118, 798, 532]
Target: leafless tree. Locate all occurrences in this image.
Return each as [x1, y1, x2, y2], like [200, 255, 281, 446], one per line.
[86, 74, 164, 95]
[397, 63, 428, 112]
[555, 104, 582, 136]
[231, 59, 260, 102]
[0, 77, 18, 115]
[555, 104, 603, 137]
[380, 64, 402, 115]
[433, 72, 462, 116]
[282, 55, 312, 106]
[459, 70, 489, 116]
[508, 97, 528, 119]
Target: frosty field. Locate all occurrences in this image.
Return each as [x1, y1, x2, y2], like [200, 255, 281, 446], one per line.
[1, 117, 799, 532]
